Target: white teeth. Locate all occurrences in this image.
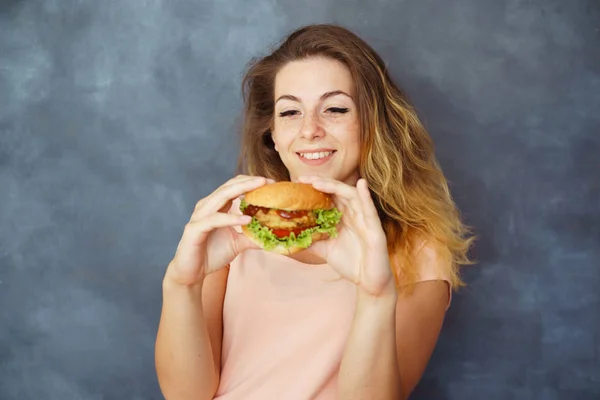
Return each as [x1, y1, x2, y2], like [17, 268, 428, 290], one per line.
[299, 151, 333, 160]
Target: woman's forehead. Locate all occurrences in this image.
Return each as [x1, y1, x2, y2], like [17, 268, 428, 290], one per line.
[274, 58, 355, 100]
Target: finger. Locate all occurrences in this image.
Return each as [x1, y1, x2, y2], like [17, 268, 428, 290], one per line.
[180, 213, 252, 248]
[197, 175, 254, 205]
[220, 174, 272, 190]
[299, 177, 366, 232]
[216, 175, 277, 214]
[307, 239, 328, 260]
[194, 176, 269, 219]
[302, 177, 362, 216]
[296, 175, 319, 183]
[193, 175, 254, 214]
[216, 175, 276, 209]
[356, 178, 385, 232]
[219, 176, 276, 217]
[296, 176, 367, 232]
[232, 229, 262, 252]
[298, 176, 357, 200]
[225, 175, 275, 186]
[195, 174, 268, 210]
[357, 179, 378, 217]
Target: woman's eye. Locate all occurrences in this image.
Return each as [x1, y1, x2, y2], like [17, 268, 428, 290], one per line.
[279, 110, 299, 117]
[326, 107, 349, 114]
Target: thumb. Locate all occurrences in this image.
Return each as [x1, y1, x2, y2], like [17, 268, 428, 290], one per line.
[307, 239, 328, 260]
[234, 230, 262, 252]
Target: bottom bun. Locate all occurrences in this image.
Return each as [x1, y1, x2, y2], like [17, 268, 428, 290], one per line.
[241, 225, 329, 255]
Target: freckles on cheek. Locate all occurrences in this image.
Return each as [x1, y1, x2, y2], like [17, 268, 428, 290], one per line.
[281, 119, 301, 131]
[326, 121, 359, 140]
[274, 122, 298, 142]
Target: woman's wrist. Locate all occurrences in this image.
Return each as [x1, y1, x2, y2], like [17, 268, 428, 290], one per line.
[357, 287, 397, 303]
[356, 277, 398, 302]
[354, 286, 398, 317]
[163, 261, 206, 291]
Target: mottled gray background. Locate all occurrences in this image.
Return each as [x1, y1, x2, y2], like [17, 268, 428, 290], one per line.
[1, 0, 599, 399]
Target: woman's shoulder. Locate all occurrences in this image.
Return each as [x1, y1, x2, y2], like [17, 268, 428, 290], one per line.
[391, 236, 455, 287]
[411, 239, 452, 282]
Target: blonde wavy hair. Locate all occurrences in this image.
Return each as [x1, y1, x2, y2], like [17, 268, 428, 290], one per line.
[236, 24, 475, 290]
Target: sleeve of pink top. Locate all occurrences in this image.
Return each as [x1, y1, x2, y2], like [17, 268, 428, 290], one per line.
[412, 242, 454, 310]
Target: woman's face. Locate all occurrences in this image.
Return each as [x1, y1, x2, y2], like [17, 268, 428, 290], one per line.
[271, 57, 361, 185]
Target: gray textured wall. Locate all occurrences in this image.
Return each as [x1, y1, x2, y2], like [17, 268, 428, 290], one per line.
[1, 0, 599, 399]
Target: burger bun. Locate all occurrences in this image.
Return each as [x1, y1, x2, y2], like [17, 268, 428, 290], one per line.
[243, 181, 333, 211]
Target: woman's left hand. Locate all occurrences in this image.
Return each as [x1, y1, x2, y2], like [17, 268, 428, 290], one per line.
[297, 176, 397, 297]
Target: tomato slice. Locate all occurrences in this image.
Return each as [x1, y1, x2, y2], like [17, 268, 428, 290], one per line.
[271, 227, 306, 238]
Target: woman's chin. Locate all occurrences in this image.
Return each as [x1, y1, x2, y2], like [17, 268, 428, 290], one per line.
[290, 171, 333, 182]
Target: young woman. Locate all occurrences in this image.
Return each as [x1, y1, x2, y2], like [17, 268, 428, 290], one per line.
[155, 24, 473, 400]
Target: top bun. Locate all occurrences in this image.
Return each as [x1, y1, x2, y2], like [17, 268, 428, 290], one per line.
[244, 181, 333, 210]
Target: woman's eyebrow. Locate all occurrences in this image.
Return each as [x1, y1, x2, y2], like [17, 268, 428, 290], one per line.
[275, 90, 352, 104]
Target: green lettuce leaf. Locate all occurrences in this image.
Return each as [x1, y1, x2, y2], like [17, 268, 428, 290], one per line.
[240, 203, 342, 251]
[239, 198, 248, 212]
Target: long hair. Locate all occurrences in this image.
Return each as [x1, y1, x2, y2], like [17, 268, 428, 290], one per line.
[236, 24, 474, 290]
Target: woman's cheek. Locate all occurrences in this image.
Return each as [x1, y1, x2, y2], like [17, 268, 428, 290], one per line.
[277, 123, 301, 142]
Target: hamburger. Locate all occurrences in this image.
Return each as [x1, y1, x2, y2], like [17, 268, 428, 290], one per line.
[239, 181, 342, 255]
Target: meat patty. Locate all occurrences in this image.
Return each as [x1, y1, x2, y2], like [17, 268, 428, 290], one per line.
[254, 208, 317, 230]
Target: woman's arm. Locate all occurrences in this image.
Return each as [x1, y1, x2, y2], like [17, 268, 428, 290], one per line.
[338, 280, 449, 400]
[155, 265, 229, 400]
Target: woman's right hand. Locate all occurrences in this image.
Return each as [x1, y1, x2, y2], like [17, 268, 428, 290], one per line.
[165, 175, 273, 287]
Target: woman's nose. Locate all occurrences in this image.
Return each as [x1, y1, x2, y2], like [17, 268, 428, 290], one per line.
[299, 113, 325, 140]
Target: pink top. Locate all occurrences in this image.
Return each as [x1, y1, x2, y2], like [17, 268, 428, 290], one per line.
[213, 248, 451, 400]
